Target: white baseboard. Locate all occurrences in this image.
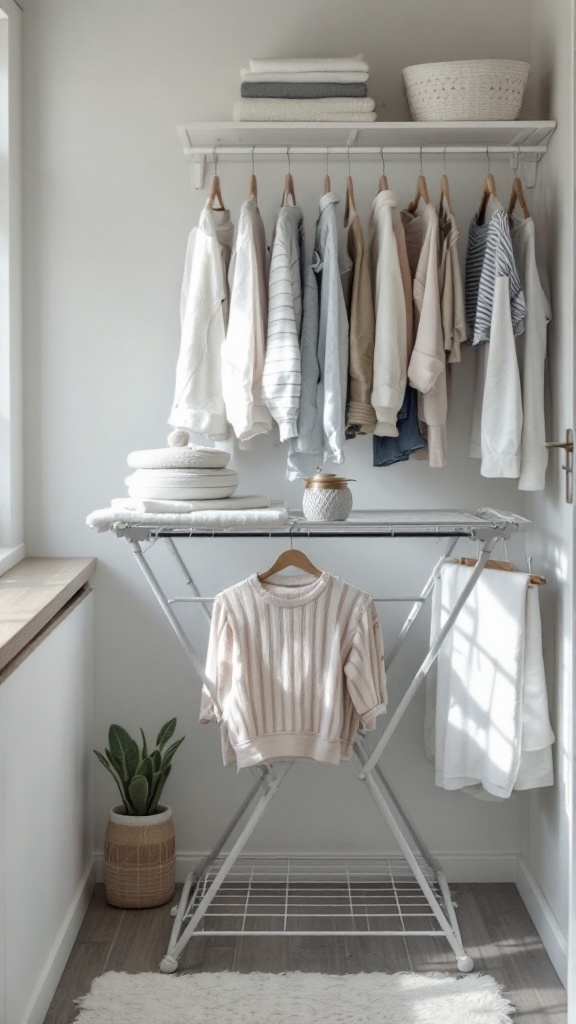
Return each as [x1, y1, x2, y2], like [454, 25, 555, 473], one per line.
[515, 855, 567, 987]
[94, 849, 518, 884]
[20, 857, 95, 1024]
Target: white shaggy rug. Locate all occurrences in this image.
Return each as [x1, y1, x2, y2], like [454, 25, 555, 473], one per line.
[74, 970, 515, 1023]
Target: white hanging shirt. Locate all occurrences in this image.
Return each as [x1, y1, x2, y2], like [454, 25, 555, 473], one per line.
[169, 201, 234, 440]
[223, 197, 273, 443]
[511, 217, 552, 491]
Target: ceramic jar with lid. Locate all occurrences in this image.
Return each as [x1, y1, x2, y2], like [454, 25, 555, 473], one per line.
[302, 473, 354, 522]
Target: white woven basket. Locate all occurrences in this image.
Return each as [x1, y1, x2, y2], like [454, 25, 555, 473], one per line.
[403, 60, 530, 121]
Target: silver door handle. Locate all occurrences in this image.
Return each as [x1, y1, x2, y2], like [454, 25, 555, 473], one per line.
[545, 429, 573, 503]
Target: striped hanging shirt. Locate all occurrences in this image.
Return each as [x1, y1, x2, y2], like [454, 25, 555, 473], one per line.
[465, 206, 526, 345]
[262, 202, 305, 440]
[200, 572, 387, 770]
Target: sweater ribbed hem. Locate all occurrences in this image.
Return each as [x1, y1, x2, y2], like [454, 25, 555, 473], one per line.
[346, 400, 377, 434]
[233, 732, 345, 769]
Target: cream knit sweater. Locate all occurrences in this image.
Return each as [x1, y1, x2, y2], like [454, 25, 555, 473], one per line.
[200, 572, 387, 769]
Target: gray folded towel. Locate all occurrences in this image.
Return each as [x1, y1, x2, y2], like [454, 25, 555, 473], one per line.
[241, 82, 368, 99]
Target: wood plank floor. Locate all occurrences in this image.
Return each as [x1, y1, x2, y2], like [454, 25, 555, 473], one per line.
[44, 883, 566, 1023]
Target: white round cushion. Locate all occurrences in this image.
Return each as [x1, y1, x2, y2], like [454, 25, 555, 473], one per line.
[125, 468, 239, 500]
[127, 446, 230, 470]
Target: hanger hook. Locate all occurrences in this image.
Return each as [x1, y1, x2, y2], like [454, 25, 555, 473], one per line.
[326, 148, 330, 177]
[251, 145, 256, 176]
[419, 145, 423, 177]
[213, 146, 219, 176]
[513, 144, 521, 176]
[443, 145, 448, 175]
[347, 146, 352, 178]
[380, 146, 386, 176]
[486, 145, 491, 174]
[286, 146, 291, 175]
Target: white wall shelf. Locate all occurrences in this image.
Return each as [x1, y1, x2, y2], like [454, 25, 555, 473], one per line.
[177, 121, 557, 187]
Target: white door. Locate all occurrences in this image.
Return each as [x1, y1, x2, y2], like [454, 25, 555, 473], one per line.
[519, 0, 574, 1001]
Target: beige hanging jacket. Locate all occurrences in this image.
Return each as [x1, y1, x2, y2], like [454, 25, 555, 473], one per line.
[404, 203, 448, 469]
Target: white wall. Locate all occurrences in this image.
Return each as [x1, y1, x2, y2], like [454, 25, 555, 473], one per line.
[516, 0, 574, 982]
[22, 0, 543, 870]
[0, 594, 94, 1024]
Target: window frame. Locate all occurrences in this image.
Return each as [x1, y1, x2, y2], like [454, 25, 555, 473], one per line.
[0, 0, 23, 575]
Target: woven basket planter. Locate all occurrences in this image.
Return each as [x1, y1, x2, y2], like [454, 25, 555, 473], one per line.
[403, 60, 530, 121]
[104, 805, 175, 909]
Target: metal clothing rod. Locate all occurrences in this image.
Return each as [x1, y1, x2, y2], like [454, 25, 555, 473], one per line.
[186, 144, 546, 157]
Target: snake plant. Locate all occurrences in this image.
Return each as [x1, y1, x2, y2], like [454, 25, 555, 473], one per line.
[94, 718, 185, 816]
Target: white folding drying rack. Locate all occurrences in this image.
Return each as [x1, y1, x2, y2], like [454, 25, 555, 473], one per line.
[110, 507, 529, 974]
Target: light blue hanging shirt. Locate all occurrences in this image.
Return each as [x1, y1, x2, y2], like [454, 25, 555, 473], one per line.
[287, 192, 349, 480]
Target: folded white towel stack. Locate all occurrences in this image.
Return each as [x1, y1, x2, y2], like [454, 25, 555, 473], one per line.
[236, 54, 377, 122]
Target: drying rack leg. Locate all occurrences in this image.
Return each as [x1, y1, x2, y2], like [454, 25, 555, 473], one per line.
[360, 533, 499, 779]
[359, 765, 473, 972]
[355, 739, 439, 874]
[161, 764, 290, 974]
[166, 538, 212, 626]
[385, 537, 458, 671]
[128, 538, 219, 704]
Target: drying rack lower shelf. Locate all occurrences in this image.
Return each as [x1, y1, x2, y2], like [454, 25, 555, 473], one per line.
[180, 855, 451, 938]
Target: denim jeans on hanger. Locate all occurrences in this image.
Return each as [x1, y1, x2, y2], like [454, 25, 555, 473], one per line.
[373, 386, 426, 467]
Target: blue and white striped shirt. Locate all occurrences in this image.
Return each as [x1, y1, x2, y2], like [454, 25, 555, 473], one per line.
[465, 206, 525, 345]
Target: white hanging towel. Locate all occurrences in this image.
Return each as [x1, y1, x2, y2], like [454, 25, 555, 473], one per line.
[424, 563, 554, 799]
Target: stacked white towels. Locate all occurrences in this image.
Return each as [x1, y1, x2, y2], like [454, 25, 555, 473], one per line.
[114, 442, 271, 511]
[235, 55, 377, 122]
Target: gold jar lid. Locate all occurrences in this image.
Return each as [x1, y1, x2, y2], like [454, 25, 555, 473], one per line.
[304, 473, 355, 490]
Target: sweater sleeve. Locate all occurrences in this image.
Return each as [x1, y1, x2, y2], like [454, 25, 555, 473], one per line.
[200, 596, 233, 724]
[480, 273, 523, 478]
[344, 600, 387, 731]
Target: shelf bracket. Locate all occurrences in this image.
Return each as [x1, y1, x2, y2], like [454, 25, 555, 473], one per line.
[346, 129, 358, 147]
[192, 155, 206, 190]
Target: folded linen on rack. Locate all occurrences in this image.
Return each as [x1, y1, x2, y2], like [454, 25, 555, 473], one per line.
[241, 82, 368, 99]
[424, 563, 554, 798]
[240, 70, 370, 83]
[233, 99, 377, 122]
[125, 468, 239, 501]
[111, 495, 270, 514]
[248, 56, 369, 74]
[86, 501, 290, 534]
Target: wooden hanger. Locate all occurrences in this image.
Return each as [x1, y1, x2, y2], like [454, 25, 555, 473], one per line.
[323, 173, 331, 195]
[407, 174, 430, 215]
[478, 171, 497, 224]
[208, 174, 225, 212]
[282, 172, 297, 206]
[249, 173, 258, 199]
[344, 175, 357, 227]
[454, 557, 545, 586]
[440, 173, 452, 212]
[508, 176, 530, 219]
[258, 548, 322, 582]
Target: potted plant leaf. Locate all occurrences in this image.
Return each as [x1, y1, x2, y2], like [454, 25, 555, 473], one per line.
[94, 718, 184, 908]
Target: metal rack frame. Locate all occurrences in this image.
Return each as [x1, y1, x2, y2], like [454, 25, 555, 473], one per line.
[111, 507, 529, 974]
